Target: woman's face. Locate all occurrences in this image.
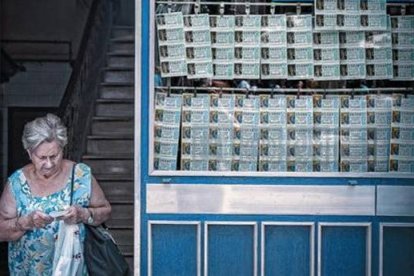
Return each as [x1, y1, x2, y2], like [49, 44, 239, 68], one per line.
[28, 140, 63, 178]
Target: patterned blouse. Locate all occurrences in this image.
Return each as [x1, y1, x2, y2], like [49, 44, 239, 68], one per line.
[8, 163, 91, 276]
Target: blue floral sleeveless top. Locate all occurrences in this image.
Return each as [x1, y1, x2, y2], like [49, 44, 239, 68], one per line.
[8, 163, 91, 276]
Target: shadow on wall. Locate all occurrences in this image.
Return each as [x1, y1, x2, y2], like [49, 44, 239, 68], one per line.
[0, 242, 8, 275]
[0, 187, 7, 275]
[0, 49, 26, 84]
[0, 180, 7, 275]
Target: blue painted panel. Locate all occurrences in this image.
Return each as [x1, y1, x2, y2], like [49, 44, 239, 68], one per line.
[383, 226, 414, 276]
[207, 224, 255, 276]
[264, 225, 311, 276]
[321, 226, 367, 276]
[151, 224, 198, 276]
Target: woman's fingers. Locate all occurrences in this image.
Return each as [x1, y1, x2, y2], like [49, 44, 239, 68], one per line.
[62, 206, 83, 224]
[30, 210, 53, 228]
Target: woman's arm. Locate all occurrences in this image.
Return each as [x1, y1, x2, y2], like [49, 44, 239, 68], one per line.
[0, 182, 53, 241]
[87, 176, 112, 225]
[0, 183, 25, 241]
[64, 176, 112, 226]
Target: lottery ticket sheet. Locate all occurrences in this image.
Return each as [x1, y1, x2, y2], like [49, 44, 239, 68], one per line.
[261, 15, 288, 79]
[259, 95, 288, 171]
[153, 92, 183, 170]
[232, 94, 261, 171]
[314, 31, 341, 80]
[208, 93, 235, 171]
[340, 95, 368, 172]
[367, 95, 392, 172]
[287, 15, 314, 80]
[286, 95, 314, 172]
[234, 15, 262, 79]
[314, 95, 340, 172]
[390, 94, 414, 173]
[365, 27, 393, 80]
[391, 16, 414, 80]
[211, 15, 235, 80]
[183, 14, 213, 79]
[157, 12, 187, 77]
[181, 93, 210, 171]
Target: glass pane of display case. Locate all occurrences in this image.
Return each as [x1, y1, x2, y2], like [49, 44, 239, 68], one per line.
[150, 0, 414, 177]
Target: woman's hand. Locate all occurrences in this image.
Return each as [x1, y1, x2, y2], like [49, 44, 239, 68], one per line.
[62, 205, 88, 225]
[19, 210, 53, 230]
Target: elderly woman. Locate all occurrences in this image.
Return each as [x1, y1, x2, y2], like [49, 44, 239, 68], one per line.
[0, 113, 111, 275]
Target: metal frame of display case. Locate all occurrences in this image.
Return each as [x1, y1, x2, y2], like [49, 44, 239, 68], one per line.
[147, 1, 414, 180]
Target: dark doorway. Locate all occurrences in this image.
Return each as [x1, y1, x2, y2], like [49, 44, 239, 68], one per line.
[7, 107, 58, 175]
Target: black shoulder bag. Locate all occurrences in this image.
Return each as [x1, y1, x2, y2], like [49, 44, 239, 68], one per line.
[70, 164, 131, 276]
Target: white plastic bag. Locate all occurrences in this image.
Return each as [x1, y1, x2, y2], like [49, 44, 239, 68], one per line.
[52, 221, 85, 276]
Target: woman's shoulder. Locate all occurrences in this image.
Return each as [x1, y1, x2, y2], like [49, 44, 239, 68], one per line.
[7, 166, 29, 196]
[74, 162, 91, 172]
[8, 165, 29, 183]
[63, 160, 90, 171]
[67, 161, 92, 179]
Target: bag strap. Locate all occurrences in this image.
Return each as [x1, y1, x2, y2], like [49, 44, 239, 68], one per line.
[69, 163, 107, 228]
[69, 163, 76, 206]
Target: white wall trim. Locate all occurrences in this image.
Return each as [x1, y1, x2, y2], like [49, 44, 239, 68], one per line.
[134, 0, 142, 274]
[317, 222, 372, 276]
[148, 184, 376, 216]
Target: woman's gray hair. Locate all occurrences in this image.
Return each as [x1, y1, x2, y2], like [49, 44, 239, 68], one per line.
[22, 113, 68, 152]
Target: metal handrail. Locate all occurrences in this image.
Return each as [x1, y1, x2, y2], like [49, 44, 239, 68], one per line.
[156, 1, 313, 6]
[156, 86, 414, 94]
[155, 1, 414, 6]
[59, 0, 114, 161]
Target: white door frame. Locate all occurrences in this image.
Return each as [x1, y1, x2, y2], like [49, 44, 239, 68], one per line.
[134, 0, 142, 274]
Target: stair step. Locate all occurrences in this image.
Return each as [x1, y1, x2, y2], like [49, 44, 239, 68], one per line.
[112, 26, 134, 39]
[107, 199, 134, 205]
[111, 37, 134, 43]
[110, 229, 133, 243]
[87, 135, 134, 154]
[98, 175, 134, 201]
[83, 157, 133, 175]
[106, 204, 134, 228]
[96, 98, 134, 103]
[110, 229, 134, 254]
[107, 54, 134, 67]
[83, 153, 133, 159]
[95, 99, 134, 117]
[94, 173, 133, 181]
[91, 117, 134, 135]
[118, 245, 134, 256]
[103, 68, 134, 83]
[125, 257, 133, 271]
[107, 204, 134, 224]
[100, 83, 134, 99]
[108, 53, 134, 57]
[96, 175, 134, 202]
[109, 43, 134, 54]
[88, 134, 133, 139]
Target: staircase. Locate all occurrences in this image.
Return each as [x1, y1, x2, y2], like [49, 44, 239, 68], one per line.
[82, 25, 135, 269]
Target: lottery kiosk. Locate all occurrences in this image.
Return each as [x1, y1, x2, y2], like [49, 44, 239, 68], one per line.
[136, 0, 414, 275]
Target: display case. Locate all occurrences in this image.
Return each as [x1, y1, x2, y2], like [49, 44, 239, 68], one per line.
[149, 0, 414, 177]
